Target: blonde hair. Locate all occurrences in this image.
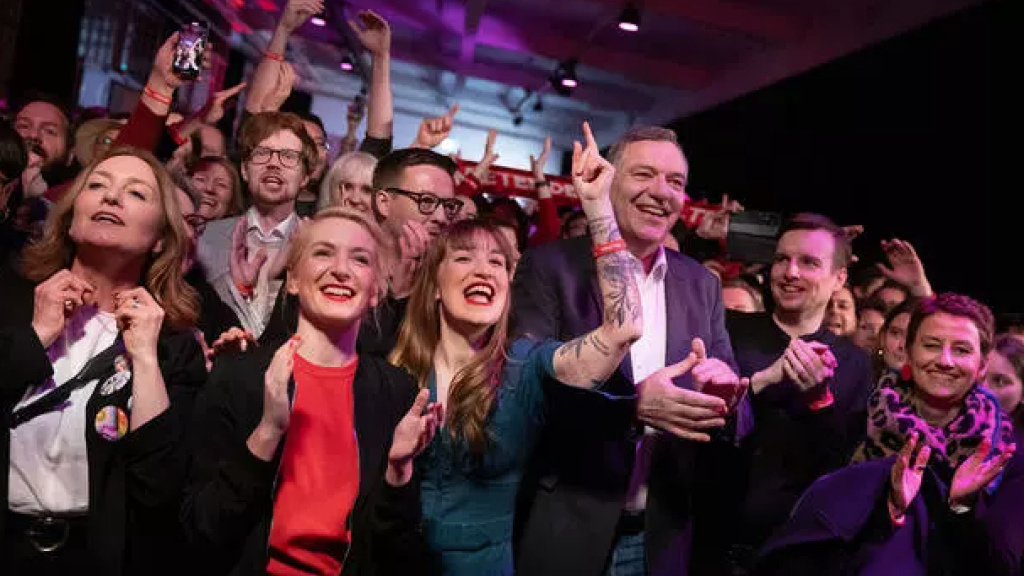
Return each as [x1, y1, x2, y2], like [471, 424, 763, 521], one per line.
[318, 151, 377, 211]
[285, 207, 393, 306]
[21, 146, 199, 329]
[389, 219, 516, 455]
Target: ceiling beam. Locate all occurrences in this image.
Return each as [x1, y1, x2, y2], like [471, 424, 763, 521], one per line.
[387, 43, 659, 113]
[578, 0, 807, 43]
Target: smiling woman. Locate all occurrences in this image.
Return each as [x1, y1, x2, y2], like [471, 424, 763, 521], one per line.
[0, 146, 206, 576]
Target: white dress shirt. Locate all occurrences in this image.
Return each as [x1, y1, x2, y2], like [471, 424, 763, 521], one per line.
[624, 247, 668, 512]
[9, 308, 119, 514]
[203, 208, 298, 337]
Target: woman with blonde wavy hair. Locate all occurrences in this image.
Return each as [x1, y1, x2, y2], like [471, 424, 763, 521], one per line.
[389, 123, 644, 575]
[0, 146, 206, 576]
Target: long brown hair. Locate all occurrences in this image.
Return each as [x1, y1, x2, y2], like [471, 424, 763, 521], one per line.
[389, 219, 515, 454]
[21, 146, 199, 329]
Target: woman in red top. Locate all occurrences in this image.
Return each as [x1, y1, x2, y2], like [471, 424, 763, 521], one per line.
[183, 207, 439, 576]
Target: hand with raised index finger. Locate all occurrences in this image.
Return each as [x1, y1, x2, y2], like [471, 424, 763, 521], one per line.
[572, 122, 614, 206]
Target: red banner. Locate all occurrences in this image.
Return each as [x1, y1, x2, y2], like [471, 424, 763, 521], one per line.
[460, 160, 725, 231]
[457, 161, 579, 206]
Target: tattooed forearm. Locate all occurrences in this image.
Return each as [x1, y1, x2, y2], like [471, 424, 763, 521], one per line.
[558, 332, 614, 360]
[587, 215, 622, 244]
[598, 251, 642, 328]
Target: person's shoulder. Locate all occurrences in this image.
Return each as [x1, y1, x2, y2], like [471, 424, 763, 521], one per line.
[200, 216, 241, 246]
[665, 249, 719, 285]
[831, 334, 872, 368]
[359, 355, 417, 392]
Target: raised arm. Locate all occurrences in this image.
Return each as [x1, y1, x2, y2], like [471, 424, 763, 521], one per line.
[245, 0, 322, 114]
[348, 10, 393, 141]
[552, 122, 642, 388]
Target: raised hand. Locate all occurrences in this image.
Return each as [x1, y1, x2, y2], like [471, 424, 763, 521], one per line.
[636, 341, 729, 441]
[696, 194, 743, 241]
[348, 9, 391, 56]
[950, 437, 1016, 507]
[411, 104, 459, 149]
[211, 326, 257, 355]
[201, 82, 247, 124]
[229, 217, 268, 293]
[530, 137, 552, 182]
[280, 0, 325, 33]
[390, 221, 430, 298]
[470, 129, 500, 181]
[889, 431, 931, 520]
[31, 270, 96, 348]
[260, 337, 301, 434]
[148, 33, 213, 95]
[114, 288, 165, 365]
[572, 122, 615, 206]
[878, 239, 932, 297]
[387, 388, 443, 486]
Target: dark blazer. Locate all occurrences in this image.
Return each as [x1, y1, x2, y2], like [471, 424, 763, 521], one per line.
[511, 236, 738, 576]
[757, 451, 1024, 576]
[181, 345, 434, 576]
[0, 272, 207, 576]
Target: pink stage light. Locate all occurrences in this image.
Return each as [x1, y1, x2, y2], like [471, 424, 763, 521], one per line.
[618, 21, 639, 32]
[311, 16, 326, 27]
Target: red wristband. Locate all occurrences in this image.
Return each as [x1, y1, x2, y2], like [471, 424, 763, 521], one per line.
[236, 281, 254, 299]
[264, 51, 285, 62]
[592, 238, 628, 258]
[808, 386, 835, 411]
[143, 85, 173, 105]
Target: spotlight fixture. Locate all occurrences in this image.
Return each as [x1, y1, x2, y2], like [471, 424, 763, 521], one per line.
[533, 96, 544, 112]
[617, 4, 640, 32]
[549, 59, 578, 96]
[340, 54, 355, 71]
[311, 15, 326, 27]
[512, 114, 524, 127]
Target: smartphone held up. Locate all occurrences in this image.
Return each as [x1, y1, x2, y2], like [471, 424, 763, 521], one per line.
[172, 22, 210, 81]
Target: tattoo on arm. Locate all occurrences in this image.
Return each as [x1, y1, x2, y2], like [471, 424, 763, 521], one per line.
[558, 332, 614, 360]
[598, 252, 641, 328]
[588, 216, 621, 244]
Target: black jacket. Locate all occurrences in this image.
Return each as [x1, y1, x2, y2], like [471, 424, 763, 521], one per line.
[181, 345, 433, 576]
[510, 236, 738, 576]
[702, 310, 875, 571]
[0, 273, 207, 576]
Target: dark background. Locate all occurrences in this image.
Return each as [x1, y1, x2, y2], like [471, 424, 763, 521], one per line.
[670, 0, 1016, 313]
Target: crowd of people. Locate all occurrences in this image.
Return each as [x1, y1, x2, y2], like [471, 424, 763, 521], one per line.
[0, 1, 1021, 575]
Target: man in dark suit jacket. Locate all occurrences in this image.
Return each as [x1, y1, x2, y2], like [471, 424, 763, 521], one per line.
[512, 126, 744, 576]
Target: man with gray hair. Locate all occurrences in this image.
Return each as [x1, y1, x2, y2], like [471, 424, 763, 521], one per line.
[512, 125, 745, 576]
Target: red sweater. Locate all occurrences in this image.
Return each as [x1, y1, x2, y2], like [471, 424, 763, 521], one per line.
[267, 354, 361, 576]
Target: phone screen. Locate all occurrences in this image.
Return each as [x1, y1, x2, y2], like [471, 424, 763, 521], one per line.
[172, 22, 209, 81]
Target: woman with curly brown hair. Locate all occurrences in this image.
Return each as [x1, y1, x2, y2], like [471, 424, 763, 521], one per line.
[0, 146, 206, 576]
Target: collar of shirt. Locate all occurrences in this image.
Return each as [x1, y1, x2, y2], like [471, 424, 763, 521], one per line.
[245, 207, 298, 246]
[632, 246, 668, 284]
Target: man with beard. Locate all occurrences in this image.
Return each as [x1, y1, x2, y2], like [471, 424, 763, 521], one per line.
[512, 125, 743, 576]
[705, 213, 874, 575]
[12, 96, 76, 198]
[197, 112, 317, 338]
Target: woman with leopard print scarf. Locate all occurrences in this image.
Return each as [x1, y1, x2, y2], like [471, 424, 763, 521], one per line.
[758, 294, 1024, 576]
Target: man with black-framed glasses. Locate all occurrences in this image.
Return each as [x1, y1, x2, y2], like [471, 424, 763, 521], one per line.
[197, 111, 318, 339]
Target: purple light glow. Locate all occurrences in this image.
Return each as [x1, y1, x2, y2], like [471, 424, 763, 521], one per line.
[311, 16, 326, 26]
[618, 22, 639, 32]
[340, 61, 354, 71]
[561, 78, 578, 88]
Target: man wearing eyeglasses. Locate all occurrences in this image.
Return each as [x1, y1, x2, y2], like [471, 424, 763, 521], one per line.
[197, 112, 318, 338]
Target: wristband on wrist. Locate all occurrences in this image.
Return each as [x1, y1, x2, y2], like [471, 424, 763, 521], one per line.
[264, 51, 285, 62]
[143, 85, 173, 105]
[236, 281, 255, 300]
[592, 238, 628, 258]
[534, 180, 550, 188]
